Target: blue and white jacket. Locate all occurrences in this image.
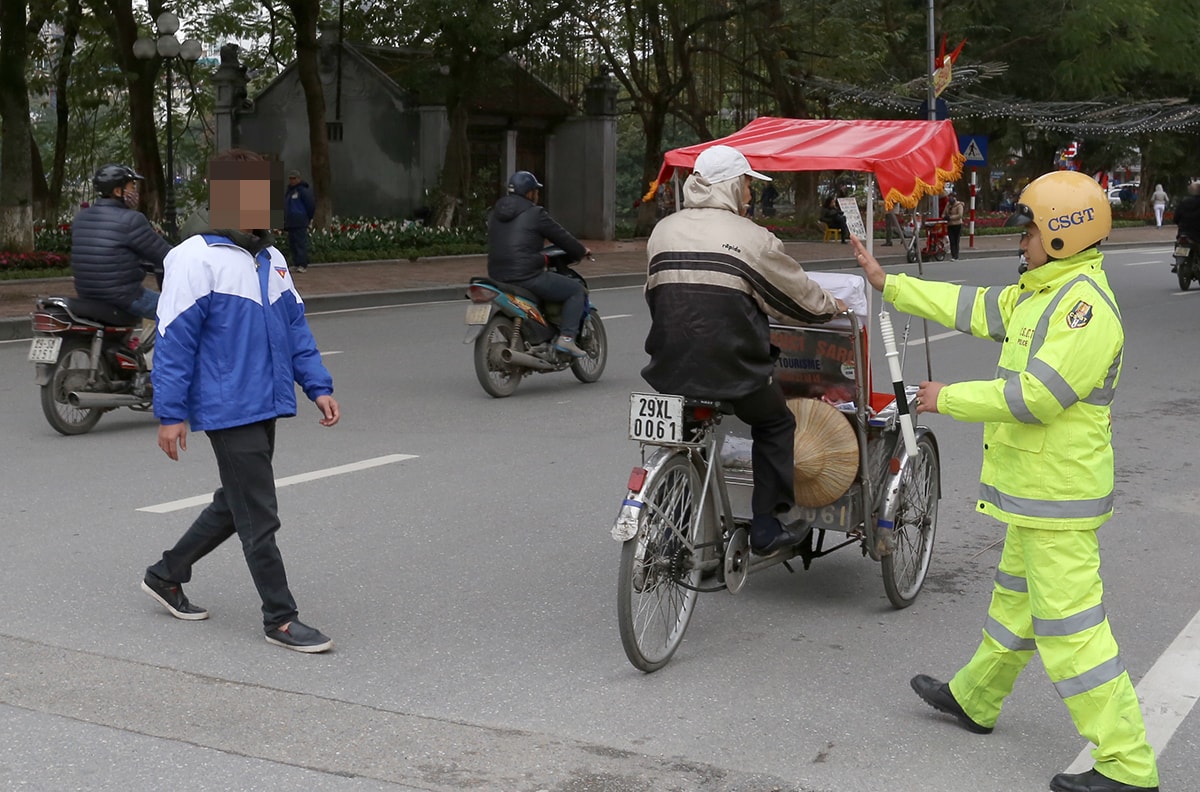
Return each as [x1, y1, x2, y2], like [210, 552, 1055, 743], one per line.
[152, 233, 333, 431]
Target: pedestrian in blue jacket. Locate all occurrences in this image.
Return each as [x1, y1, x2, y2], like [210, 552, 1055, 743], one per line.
[283, 168, 316, 272]
[142, 148, 340, 654]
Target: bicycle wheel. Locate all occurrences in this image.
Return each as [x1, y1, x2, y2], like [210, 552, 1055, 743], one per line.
[882, 433, 939, 608]
[617, 453, 703, 672]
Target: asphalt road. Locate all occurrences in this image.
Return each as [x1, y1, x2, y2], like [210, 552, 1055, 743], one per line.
[1, 244, 1197, 791]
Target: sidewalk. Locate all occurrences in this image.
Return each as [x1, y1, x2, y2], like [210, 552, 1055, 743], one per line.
[0, 224, 1176, 340]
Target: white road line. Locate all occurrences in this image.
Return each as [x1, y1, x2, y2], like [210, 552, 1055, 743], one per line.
[1171, 290, 1200, 296]
[322, 350, 344, 355]
[137, 453, 419, 514]
[905, 330, 959, 347]
[1123, 261, 1163, 267]
[1065, 607, 1200, 773]
[603, 313, 633, 320]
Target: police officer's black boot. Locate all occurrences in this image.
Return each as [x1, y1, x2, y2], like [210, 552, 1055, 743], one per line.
[1049, 769, 1158, 792]
[909, 674, 993, 734]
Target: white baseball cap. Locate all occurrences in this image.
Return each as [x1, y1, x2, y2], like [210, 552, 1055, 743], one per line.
[692, 145, 771, 184]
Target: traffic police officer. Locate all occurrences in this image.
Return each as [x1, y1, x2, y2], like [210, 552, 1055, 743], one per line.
[850, 170, 1158, 792]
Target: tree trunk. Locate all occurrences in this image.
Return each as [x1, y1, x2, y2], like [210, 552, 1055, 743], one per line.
[0, 0, 35, 251]
[289, 0, 331, 227]
[435, 99, 470, 228]
[48, 0, 82, 219]
[634, 107, 667, 237]
[95, 0, 164, 221]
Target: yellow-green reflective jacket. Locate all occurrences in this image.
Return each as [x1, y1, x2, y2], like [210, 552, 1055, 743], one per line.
[883, 248, 1122, 530]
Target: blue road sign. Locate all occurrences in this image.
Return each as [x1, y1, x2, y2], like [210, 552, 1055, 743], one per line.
[959, 135, 988, 167]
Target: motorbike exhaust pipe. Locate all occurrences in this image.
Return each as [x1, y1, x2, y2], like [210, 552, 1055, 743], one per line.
[499, 348, 557, 371]
[67, 391, 148, 409]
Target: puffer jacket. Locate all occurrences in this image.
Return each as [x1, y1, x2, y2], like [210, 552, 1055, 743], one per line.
[70, 198, 172, 309]
[642, 174, 840, 400]
[152, 233, 333, 432]
[884, 247, 1122, 530]
[486, 194, 587, 282]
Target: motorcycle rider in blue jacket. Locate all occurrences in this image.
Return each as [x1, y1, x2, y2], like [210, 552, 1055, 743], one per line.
[70, 164, 172, 319]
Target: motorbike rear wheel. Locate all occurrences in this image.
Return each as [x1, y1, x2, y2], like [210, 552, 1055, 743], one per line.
[1178, 269, 1191, 291]
[473, 314, 523, 398]
[40, 339, 104, 435]
[570, 311, 607, 383]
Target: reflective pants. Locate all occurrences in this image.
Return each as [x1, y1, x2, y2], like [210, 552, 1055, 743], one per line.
[948, 524, 1157, 788]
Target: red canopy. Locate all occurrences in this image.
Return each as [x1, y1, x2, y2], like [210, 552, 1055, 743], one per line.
[654, 117, 965, 209]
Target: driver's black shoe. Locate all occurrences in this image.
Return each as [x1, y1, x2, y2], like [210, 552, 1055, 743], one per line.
[749, 516, 808, 554]
[1050, 769, 1158, 792]
[909, 674, 992, 734]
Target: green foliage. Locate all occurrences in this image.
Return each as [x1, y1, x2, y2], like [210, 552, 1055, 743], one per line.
[308, 217, 485, 263]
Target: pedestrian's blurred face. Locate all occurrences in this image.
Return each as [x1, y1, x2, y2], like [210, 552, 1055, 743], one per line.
[740, 176, 752, 216]
[208, 159, 284, 231]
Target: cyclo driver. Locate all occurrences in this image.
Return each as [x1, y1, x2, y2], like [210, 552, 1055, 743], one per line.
[71, 164, 172, 321]
[642, 145, 845, 554]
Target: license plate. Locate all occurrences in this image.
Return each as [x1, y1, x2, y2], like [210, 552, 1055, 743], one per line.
[28, 336, 62, 364]
[629, 392, 685, 443]
[465, 303, 491, 325]
[1175, 245, 1192, 258]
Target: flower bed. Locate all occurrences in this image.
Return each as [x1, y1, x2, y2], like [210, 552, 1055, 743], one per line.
[2, 217, 488, 280]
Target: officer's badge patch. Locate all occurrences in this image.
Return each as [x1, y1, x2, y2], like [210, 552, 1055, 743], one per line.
[275, 266, 288, 279]
[1066, 300, 1093, 328]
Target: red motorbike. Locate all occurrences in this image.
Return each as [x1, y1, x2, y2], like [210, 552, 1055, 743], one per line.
[28, 296, 154, 435]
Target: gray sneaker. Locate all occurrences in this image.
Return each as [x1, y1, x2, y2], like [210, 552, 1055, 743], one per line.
[141, 573, 209, 620]
[265, 620, 332, 653]
[554, 335, 586, 358]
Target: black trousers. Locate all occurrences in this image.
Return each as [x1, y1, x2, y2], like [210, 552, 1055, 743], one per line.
[729, 380, 796, 518]
[948, 224, 962, 258]
[148, 420, 299, 629]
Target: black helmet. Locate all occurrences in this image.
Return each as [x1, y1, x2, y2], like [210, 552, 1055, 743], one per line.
[93, 164, 143, 197]
[507, 170, 543, 195]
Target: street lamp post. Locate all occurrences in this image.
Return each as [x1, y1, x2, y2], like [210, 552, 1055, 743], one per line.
[133, 12, 201, 241]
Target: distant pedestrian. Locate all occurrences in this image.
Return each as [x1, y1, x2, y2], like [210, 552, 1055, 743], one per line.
[944, 193, 964, 260]
[882, 207, 902, 246]
[284, 168, 316, 272]
[143, 147, 340, 654]
[1151, 184, 1168, 227]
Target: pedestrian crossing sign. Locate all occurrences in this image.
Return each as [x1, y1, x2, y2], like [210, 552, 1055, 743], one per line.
[959, 135, 988, 166]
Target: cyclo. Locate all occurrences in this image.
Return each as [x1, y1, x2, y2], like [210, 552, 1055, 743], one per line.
[610, 116, 963, 673]
[613, 272, 940, 672]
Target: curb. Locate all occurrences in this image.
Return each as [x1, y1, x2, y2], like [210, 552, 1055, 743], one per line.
[0, 240, 1161, 342]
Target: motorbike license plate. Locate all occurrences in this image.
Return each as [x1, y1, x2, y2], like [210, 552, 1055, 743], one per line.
[464, 303, 491, 325]
[1174, 245, 1192, 258]
[27, 336, 62, 364]
[629, 393, 685, 443]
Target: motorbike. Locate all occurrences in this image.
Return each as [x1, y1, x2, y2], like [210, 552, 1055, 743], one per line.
[464, 246, 608, 398]
[28, 296, 155, 435]
[1172, 234, 1199, 291]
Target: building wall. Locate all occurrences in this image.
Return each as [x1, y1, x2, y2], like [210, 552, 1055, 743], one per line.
[547, 116, 616, 240]
[239, 53, 615, 237]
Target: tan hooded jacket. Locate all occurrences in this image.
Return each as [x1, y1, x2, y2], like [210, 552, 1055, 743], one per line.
[642, 173, 839, 399]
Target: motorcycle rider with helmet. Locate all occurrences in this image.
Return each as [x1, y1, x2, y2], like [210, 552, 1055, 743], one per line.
[486, 171, 592, 357]
[1172, 180, 1200, 271]
[852, 170, 1158, 792]
[70, 164, 172, 320]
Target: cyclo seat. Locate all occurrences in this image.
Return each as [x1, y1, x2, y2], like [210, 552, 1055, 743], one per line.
[66, 297, 140, 327]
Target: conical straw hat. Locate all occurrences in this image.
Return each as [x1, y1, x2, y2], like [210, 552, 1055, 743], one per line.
[788, 398, 859, 507]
